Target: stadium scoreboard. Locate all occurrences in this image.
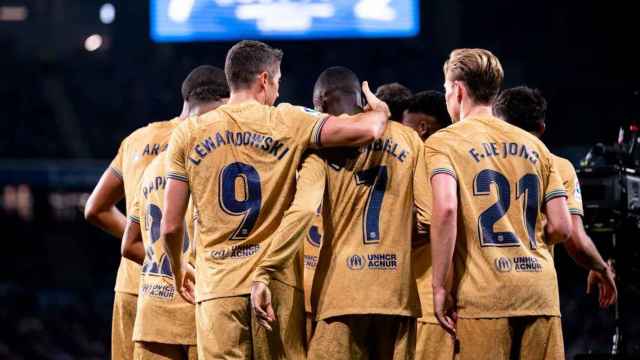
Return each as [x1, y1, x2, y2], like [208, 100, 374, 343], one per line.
[150, 0, 420, 42]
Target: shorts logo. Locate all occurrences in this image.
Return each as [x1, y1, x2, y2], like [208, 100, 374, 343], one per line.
[346, 254, 365, 270]
[495, 257, 513, 272]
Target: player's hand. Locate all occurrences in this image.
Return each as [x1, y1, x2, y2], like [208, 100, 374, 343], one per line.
[251, 281, 276, 331]
[433, 285, 457, 337]
[362, 81, 391, 117]
[587, 260, 617, 308]
[179, 262, 196, 304]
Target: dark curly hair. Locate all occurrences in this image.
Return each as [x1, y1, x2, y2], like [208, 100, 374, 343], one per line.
[405, 90, 450, 128]
[493, 86, 547, 132]
[181, 65, 229, 103]
[375, 83, 412, 121]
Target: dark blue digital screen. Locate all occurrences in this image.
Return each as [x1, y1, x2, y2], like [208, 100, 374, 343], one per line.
[150, 0, 420, 42]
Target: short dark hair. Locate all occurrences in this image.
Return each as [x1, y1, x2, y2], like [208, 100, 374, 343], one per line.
[313, 66, 361, 103]
[181, 65, 229, 103]
[406, 90, 450, 128]
[224, 40, 284, 91]
[375, 83, 412, 121]
[493, 86, 547, 132]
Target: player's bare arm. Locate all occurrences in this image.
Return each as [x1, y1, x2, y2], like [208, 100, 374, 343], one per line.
[121, 219, 144, 265]
[564, 214, 617, 307]
[251, 153, 326, 330]
[430, 173, 458, 336]
[543, 196, 572, 244]
[85, 168, 126, 238]
[161, 178, 190, 291]
[318, 81, 390, 147]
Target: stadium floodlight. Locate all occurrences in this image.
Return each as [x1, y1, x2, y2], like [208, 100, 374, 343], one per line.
[84, 34, 103, 52]
[0, 6, 28, 21]
[168, 0, 195, 23]
[100, 3, 115, 24]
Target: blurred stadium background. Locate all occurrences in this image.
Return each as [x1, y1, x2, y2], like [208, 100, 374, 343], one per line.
[1, 0, 639, 358]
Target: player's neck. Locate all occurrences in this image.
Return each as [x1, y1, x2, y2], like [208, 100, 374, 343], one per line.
[460, 104, 493, 122]
[326, 101, 361, 116]
[227, 90, 264, 106]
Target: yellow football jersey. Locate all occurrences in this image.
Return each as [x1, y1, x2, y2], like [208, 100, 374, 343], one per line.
[424, 116, 567, 318]
[304, 206, 323, 314]
[302, 121, 430, 320]
[552, 154, 583, 217]
[110, 118, 181, 295]
[129, 152, 196, 345]
[166, 100, 328, 302]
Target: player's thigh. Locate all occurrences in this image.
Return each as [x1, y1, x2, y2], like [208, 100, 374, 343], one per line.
[196, 297, 252, 360]
[133, 341, 190, 360]
[456, 318, 512, 360]
[415, 322, 455, 360]
[251, 280, 306, 360]
[112, 292, 138, 360]
[370, 316, 416, 360]
[518, 316, 564, 360]
[308, 316, 370, 360]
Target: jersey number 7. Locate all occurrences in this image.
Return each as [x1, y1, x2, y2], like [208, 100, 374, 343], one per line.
[355, 166, 388, 245]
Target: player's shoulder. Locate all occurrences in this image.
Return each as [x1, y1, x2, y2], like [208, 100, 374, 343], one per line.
[424, 124, 456, 149]
[130, 117, 177, 139]
[387, 121, 423, 147]
[276, 103, 325, 121]
[551, 153, 577, 177]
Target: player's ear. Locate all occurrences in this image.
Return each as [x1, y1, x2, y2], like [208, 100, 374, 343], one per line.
[538, 121, 546, 136]
[419, 121, 428, 138]
[456, 81, 465, 104]
[257, 71, 269, 89]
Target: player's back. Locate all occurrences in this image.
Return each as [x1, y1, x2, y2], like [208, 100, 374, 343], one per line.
[111, 118, 181, 295]
[424, 116, 567, 318]
[167, 101, 326, 302]
[312, 121, 425, 320]
[130, 152, 195, 345]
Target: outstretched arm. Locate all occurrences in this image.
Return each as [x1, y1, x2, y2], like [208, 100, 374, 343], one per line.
[251, 153, 326, 330]
[85, 168, 126, 238]
[161, 179, 190, 290]
[121, 218, 144, 265]
[318, 82, 390, 148]
[430, 173, 458, 336]
[563, 214, 617, 307]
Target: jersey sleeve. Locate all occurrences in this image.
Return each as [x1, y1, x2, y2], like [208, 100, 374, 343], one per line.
[277, 103, 329, 149]
[542, 152, 568, 203]
[560, 159, 584, 216]
[424, 132, 457, 180]
[166, 121, 191, 183]
[129, 192, 142, 224]
[109, 139, 126, 179]
[413, 136, 432, 234]
[252, 152, 327, 285]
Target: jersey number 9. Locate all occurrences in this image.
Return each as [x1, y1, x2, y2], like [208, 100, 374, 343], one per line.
[219, 162, 262, 240]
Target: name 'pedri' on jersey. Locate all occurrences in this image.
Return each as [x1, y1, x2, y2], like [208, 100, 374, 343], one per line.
[166, 100, 327, 302]
[109, 118, 181, 296]
[129, 152, 196, 345]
